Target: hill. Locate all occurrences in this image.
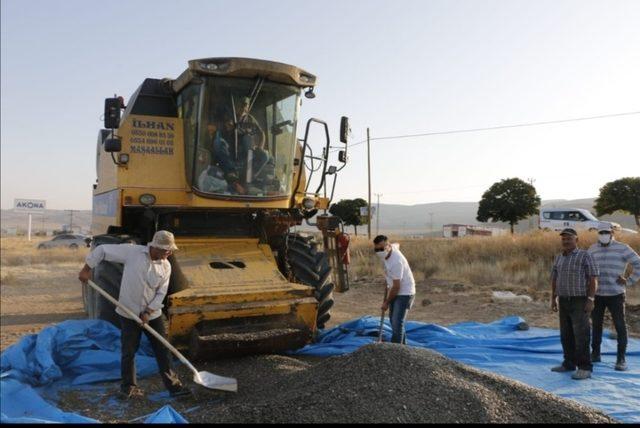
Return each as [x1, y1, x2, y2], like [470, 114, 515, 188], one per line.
[359, 198, 637, 236]
[1, 209, 92, 235]
[1, 198, 635, 237]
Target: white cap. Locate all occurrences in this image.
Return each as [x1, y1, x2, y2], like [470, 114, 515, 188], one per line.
[597, 223, 613, 233]
[149, 230, 178, 251]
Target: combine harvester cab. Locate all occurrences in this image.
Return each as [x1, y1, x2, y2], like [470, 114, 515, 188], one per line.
[86, 57, 351, 359]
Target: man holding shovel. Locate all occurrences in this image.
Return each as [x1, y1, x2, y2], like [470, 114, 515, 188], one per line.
[78, 230, 189, 399]
[373, 235, 416, 344]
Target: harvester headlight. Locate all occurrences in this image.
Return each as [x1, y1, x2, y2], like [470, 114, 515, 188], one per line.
[139, 193, 156, 206]
[200, 61, 229, 72]
[300, 74, 314, 83]
[302, 197, 316, 210]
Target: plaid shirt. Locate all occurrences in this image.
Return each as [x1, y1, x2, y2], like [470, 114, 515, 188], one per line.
[551, 248, 599, 297]
[588, 240, 640, 296]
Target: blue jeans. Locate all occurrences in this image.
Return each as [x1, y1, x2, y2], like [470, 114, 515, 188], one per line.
[389, 295, 414, 344]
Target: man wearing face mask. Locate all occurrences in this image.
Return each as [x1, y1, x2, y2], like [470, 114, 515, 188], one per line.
[373, 235, 416, 344]
[588, 224, 640, 371]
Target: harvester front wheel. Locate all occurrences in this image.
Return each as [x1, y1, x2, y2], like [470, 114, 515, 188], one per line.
[277, 233, 335, 330]
[85, 234, 137, 327]
[90, 261, 123, 327]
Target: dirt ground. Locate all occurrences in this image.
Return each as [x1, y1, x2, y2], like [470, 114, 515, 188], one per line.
[2, 261, 640, 351]
[1, 261, 86, 351]
[334, 276, 640, 334]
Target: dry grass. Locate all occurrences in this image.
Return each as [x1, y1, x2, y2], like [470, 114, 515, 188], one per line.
[1, 237, 88, 269]
[349, 231, 640, 292]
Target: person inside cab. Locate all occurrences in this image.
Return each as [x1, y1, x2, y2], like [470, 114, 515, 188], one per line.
[223, 100, 275, 195]
[197, 118, 245, 195]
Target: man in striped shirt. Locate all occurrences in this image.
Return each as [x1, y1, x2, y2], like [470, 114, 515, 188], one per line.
[588, 224, 640, 371]
[550, 228, 599, 380]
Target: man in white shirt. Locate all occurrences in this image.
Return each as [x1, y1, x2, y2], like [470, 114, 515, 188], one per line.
[78, 230, 188, 399]
[374, 235, 416, 344]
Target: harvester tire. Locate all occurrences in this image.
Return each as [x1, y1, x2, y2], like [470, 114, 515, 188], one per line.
[277, 233, 335, 330]
[86, 234, 138, 328]
[82, 282, 94, 317]
[91, 260, 123, 328]
[317, 312, 331, 327]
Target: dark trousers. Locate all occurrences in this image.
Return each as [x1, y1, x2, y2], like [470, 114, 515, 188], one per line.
[119, 315, 182, 392]
[591, 293, 627, 360]
[558, 296, 592, 371]
[388, 295, 414, 344]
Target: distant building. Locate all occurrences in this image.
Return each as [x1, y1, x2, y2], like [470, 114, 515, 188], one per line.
[443, 224, 506, 238]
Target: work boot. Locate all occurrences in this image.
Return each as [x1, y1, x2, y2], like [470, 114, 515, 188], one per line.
[571, 369, 592, 380]
[119, 385, 144, 399]
[551, 364, 575, 372]
[615, 357, 627, 372]
[591, 351, 601, 363]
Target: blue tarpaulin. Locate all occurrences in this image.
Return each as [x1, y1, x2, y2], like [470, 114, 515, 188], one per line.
[0, 319, 187, 423]
[292, 315, 640, 423]
[144, 405, 188, 424]
[1, 316, 638, 423]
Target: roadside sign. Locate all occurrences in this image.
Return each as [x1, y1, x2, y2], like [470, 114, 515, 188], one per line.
[14, 199, 46, 241]
[14, 199, 46, 213]
[359, 206, 376, 216]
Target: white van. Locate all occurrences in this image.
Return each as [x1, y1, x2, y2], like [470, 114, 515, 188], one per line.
[539, 208, 621, 232]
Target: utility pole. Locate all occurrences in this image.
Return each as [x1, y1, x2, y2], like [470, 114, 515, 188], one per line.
[428, 212, 434, 236]
[66, 210, 77, 232]
[374, 193, 383, 235]
[367, 128, 372, 240]
[527, 178, 536, 231]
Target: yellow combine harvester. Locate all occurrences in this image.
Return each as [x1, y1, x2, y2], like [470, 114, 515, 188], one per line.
[84, 57, 351, 358]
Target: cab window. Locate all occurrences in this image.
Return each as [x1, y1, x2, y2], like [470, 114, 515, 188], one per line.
[192, 77, 299, 198]
[177, 84, 201, 186]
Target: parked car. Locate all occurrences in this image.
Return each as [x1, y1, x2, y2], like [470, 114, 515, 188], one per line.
[37, 234, 91, 250]
[539, 208, 621, 232]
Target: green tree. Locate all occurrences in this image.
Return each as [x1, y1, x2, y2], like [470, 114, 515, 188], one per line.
[329, 198, 368, 235]
[594, 177, 640, 229]
[477, 178, 541, 234]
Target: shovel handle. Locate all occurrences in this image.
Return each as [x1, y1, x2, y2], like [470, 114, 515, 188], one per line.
[377, 309, 386, 343]
[378, 288, 388, 343]
[85, 279, 199, 377]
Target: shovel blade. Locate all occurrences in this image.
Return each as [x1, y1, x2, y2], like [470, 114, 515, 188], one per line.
[194, 371, 238, 392]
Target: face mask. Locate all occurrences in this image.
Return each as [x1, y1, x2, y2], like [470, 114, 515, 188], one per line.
[598, 234, 612, 245]
[376, 251, 388, 260]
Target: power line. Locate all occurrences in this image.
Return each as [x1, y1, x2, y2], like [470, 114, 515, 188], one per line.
[380, 183, 490, 195]
[342, 110, 640, 150]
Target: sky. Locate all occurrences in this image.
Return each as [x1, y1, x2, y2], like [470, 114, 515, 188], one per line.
[1, 0, 639, 210]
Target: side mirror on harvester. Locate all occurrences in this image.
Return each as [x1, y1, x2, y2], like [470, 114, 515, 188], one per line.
[339, 116, 349, 144]
[338, 150, 348, 163]
[104, 98, 121, 129]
